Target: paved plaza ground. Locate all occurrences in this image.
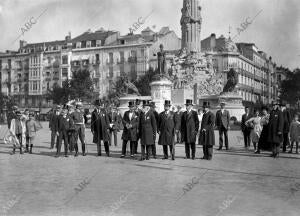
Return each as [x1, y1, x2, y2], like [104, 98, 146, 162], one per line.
[0, 122, 299, 216]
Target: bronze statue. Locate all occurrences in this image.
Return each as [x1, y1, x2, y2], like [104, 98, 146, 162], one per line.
[223, 68, 238, 92]
[156, 44, 167, 75]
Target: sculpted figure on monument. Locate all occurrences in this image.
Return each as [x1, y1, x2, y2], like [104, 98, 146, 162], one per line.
[156, 44, 167, 75]
[223, 68, 239, 92]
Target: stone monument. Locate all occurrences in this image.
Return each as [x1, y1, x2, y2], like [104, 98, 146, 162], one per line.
[150, 44, 173, 113]
[170, 0, 244, 120]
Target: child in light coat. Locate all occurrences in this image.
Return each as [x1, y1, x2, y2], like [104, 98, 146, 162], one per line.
[9, 111, 26, 154]
[289, 113, 300, 154]
[26, 113, 42, 154]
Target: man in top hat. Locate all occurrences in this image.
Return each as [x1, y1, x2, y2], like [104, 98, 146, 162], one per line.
[280, 102, 291, 152]
[268, 100, 283, 158]
[181, 99, 199, 160]
[67, 104, 76, 153]
[157, 100, 180, 160]
[95, 101, 111, 156]
[215, 102, 230, 150]
[91, 99, 101, 153]
[55, 107, 74, 157]
[121, 101, 140, 158]
[150, 101, 159, 159]
[199, 102, 215, 160]
[71, 103, 87, 156]
[49, 105, 61, 149]
[139, 100, 157, 160]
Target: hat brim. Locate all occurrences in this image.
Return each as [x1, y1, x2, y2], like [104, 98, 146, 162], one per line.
[185, 103, 194, 106]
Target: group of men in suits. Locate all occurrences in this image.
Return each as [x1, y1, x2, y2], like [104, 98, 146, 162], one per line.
[49, 103, 87, 157]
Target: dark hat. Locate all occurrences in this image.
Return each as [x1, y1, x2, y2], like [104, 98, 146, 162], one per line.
[94, 99, 101, 106]
[135, 99, 141, 105]
[202, 101, 210, 108]
[150, 101, 156, 108]
[12, 105, 18, 110]
[75, 102, 83, 108]
[164, 100, 171, 106]
[185, 99, 193, 106]
[142, 100, 151, 106]
[128, 101, 135, 107]
[271, 100, 280, 106]
[220, 102, 226, 105]
[15, 111, 22, 116]
[29, 112, 35, 117]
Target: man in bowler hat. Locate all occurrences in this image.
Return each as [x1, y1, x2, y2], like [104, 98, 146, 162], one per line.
[215, 102, 230, 150]
[181, 99, 199, 160]
[199, 102, 215, 160]
[157, 100, 180, 160]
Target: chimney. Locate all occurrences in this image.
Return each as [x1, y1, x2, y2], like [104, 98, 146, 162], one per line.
[20, 40, 27, 49]
[210, 33, 216, 50]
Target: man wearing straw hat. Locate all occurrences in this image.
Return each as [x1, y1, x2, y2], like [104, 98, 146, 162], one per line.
[199, 101, 215, 160]
[181, 99, 199, 160]
[157, 100, 180, 160]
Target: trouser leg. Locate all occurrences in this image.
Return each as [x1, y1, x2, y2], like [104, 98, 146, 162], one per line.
[152, 143, 156, 157]
[191, 142, 196, 159]
[121, 140, 127, 156]
[146, 145, 151, 159]
[130, 141, 135, 156]
[78, 125, 86, 154]
[113, 130, 118, 146]
[74, 127, 79, 153]
[141, 145, 145, 159]
[219, 129, 223, 148]
[208, 146, 213, 159]
[104, 141, 109, 156]
[224, 128, 229, 149]
[51, 131, 56, 148]
[283, 133, 289, 152]
[185, 143, 190, 158]
[57, 133, 62, 156]
[163, 145, 168, 158]
[296, 142, 299, 153]
[63, 132, 68, 156]
[97, 140, 101, 155]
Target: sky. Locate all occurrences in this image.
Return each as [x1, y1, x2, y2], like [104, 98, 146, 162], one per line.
[0, 0, 299, 70]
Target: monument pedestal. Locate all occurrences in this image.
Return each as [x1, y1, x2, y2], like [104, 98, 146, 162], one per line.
[118, 94, 151, 116]
[199, 92, 244, 121]
[150, 75, 173, 113]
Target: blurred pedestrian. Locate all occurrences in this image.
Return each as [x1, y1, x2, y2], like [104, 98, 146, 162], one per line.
[289, 113, 300, 154]
[245, 109, 262, 151]
[280, 102, 291, 152]
[9, 111, 26, 155]
[241, 107, 252, 148]
[49, 105, 60, 149]
[215, 102, 230, 150]
[25, 112, 42, 154]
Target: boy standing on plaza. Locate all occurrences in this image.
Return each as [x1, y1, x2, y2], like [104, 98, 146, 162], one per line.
[25, 113, 42, 154]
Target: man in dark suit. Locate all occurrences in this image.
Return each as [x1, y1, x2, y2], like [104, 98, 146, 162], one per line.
[150, 101, 159, 159]
[181, 99, 199, 160]
[134, 99, 143, 154]
[55, 107, 74, 157]
[158, 100, 180, 160]
[49, 105, 61, 149]
[215, 102, 230, 150]
[108, 106, 119, 147]
[96, 103, 111, 157]
[241, 107, 252, 148]
[139, 100, 157, 161]
[121, 101, 139, 158]
[174, 106, 183, 143]
[280, 102, 291, 152]
[91, 100, 101, 155]
[268, 101, 284, 158]
[199, 102, 215, 160]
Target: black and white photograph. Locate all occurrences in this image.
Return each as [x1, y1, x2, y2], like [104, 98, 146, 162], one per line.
[0, 0, 300, 215]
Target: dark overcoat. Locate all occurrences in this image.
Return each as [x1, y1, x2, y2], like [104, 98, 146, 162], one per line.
[199, 111, 215, 146]
[267, 109, 284, 144]
[181, 110, 199, 143]
[157, 111, 179, 146]
[96, 110, 110, 142]
[121, 110, 139, 141]
[49, 113, 60, 132]
[91, 109, 100, 143]
[139, 111, 157, 146]
[241, 113, 253, 132]
[282, 109, 291, 133]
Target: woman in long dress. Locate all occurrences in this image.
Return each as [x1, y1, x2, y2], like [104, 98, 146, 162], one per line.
[256, 106, 270, 153]
[246, 110, 262, 151]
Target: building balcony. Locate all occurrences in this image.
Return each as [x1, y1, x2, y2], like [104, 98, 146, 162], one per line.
[128, 56, 137, 63]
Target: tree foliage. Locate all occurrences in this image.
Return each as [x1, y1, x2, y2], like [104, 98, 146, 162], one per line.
[134, 67, 158, 96]
[280, 68, 300, 105]
[47, 69, 94, 104]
